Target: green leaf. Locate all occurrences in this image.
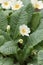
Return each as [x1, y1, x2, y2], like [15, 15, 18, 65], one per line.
[25, 4, 34, 14]
[28, 29, 43, 47]
[22, 29, 43, 61]
[25, 4, 34, 23]
[14, 11, 29, 39]
[0, 35, 5, 46]
[30, 12, 40, 31]
[27, 63, 38, 65]
[0, 29, 11, 41]
[0, 11, 8, 31]
[18, 10, 28, 25]
[10, 10, 21, 32]
[22, 0, 30, 6]
[0, 55, 14, 65]
[0, 41, 18, 55]
[14, 63, 20, 65]
[40, 9, 43, 18]
[37, 19, 43, 30]
[38, 50, 43, 65]
[34, 44, 43, 51]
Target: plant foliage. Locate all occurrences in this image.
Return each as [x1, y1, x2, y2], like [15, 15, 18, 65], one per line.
[0, 0, 43, 65]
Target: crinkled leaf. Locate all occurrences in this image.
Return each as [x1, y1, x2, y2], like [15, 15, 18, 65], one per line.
[28, 29, 43, 47]
[22, 29, 43, 61]
[38, 50, 43, 65]
[0, 41, 18, 55]
[0, 11, 8, 31]
[10, 10, 29, 39]
[0, 35, 6, 46]
[0, 29, 11, 41]
[38, 19, 43, 30]
[25, 4, 34, 24]
[0, 55, 14, 65]
[22, 0, 30, 5]
[10, 10, 21, 32]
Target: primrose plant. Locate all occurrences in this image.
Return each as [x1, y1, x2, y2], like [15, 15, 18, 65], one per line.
[0, 0, 43, 65]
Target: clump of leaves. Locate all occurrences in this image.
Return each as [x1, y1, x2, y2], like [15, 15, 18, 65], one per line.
[0, 0, 43, 65]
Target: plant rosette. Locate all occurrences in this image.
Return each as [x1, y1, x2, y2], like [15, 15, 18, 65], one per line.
[0, 0, 43, 65]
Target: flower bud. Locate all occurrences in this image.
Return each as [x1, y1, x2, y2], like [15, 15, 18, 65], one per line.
[19, 39, 23, 44]
[7, 25, 10, 32]
[32, 50, 37, 55]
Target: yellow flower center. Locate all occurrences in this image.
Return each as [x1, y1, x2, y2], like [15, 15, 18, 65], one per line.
[4, 2, 8, 6]
[22, 28, 26, 33]
[35, 3, 40, 8]
[15, 4, 20, 8]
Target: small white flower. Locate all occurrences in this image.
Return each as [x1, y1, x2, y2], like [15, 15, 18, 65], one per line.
[19, 24, 30, 36]
[19, 39, 23, 44]
[31, 0, 43, 9]
[7, 25, 10, 31]
[11, 0, 24, 10]
[9, 0, 16, 2]
[1, 0, 11, 9]
[31, 0, 37, 5]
